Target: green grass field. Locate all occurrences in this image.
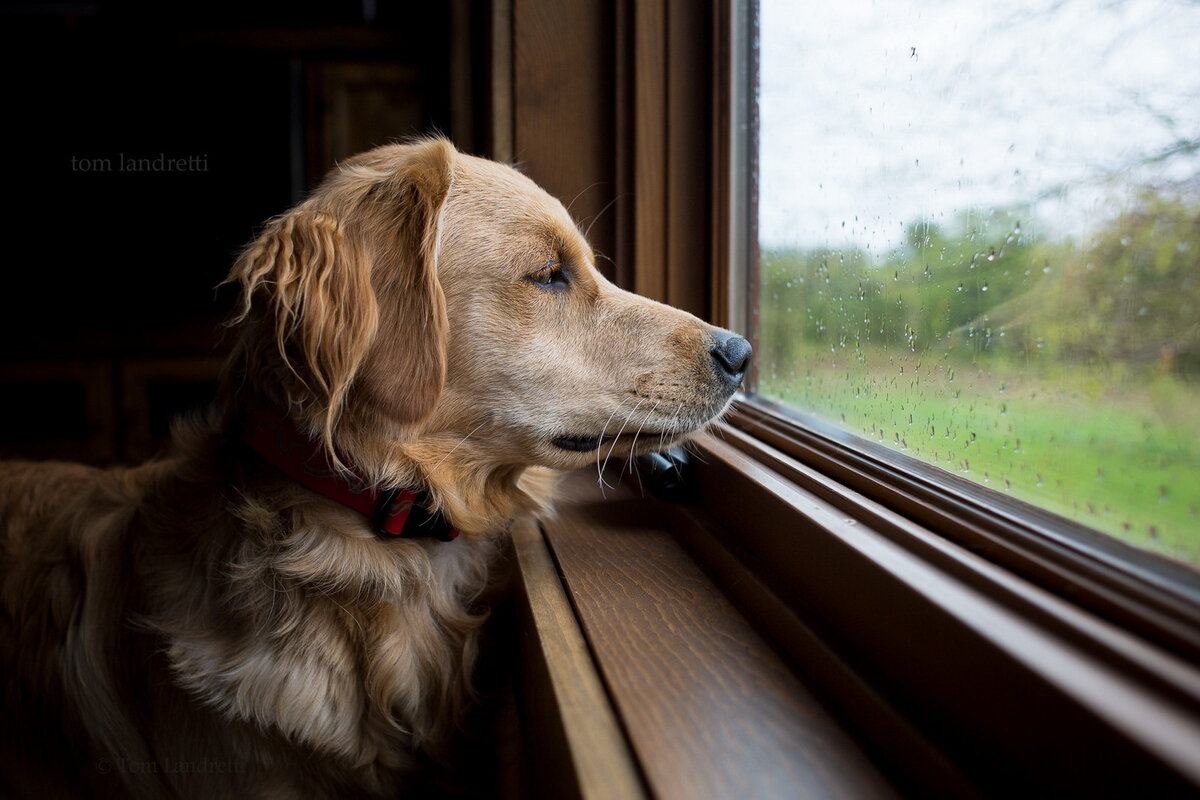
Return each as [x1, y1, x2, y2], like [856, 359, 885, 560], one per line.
[759, 344, 1200, 565]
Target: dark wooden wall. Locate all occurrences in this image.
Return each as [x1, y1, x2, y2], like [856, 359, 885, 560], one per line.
[0, 0, 483, 464]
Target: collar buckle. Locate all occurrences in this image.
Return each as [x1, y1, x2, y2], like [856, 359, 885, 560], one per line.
[372, 486, 459, 541]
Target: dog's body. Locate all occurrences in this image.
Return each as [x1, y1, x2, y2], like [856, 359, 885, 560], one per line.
[0, 435, 499, 798]
[0, 139, 750, 798]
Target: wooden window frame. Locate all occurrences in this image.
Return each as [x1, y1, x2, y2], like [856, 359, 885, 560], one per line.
[498, 1, 1200, 797]
[719, 0, 1200, 660]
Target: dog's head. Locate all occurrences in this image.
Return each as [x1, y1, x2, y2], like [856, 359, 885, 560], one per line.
[227, 138, 749, 481]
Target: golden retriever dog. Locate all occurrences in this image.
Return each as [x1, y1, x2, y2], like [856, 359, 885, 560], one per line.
[0, 138, 751, 799]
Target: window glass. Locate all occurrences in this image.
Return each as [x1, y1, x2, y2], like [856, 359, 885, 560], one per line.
[755, 0, 1200, 564]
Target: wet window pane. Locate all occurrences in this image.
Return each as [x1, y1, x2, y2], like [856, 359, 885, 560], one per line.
[755, 0, 1200, 564]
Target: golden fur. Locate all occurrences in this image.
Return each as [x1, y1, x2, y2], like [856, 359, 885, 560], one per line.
[0, 138, 744, 798]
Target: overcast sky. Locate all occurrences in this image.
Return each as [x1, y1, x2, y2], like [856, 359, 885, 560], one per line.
[758, 0, 1200, 253]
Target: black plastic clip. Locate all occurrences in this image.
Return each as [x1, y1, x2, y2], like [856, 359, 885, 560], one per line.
[635, 446, 698, 504]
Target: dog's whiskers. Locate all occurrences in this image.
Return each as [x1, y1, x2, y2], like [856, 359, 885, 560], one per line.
[627, 401, 660, 497]
[583, 192, 625, 240]
[683, 438, 710, 465]
[657, 401, 685, 453]
[565, 180, 605, 215]
[626, 401, 661, 475]
[599, 398, 644, 484]
[596, 396, 632, 493]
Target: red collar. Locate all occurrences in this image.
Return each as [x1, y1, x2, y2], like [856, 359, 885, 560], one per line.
[240, 402, 458, 541]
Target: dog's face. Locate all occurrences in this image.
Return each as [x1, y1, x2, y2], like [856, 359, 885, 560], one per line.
[230, 139, 749, 474]
[431, 155, 749, 470]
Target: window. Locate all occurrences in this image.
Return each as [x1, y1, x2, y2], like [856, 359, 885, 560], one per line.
[503, 3, 1200, 796]
[751, 0, 1200, 565]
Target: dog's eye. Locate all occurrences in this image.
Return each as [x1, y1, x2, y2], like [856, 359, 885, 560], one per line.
[528, 261, 569, 289]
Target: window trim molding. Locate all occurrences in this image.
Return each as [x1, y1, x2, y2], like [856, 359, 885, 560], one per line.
[725, 398, 1200, 660]
[711, 0, 755, 336]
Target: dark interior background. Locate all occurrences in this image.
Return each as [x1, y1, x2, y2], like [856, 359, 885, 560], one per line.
[0, 0, 488, 463]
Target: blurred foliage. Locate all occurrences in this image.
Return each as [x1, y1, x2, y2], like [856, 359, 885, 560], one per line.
[760, 191, 1200, 382]
[1003, 195, 1200, 373]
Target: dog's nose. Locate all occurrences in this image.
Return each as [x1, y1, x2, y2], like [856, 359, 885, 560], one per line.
[710, 331, 752, 385]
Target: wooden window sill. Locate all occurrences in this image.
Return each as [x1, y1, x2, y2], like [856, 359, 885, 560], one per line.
[511, 425, 1200, 798]
[512, 469, 898, 800]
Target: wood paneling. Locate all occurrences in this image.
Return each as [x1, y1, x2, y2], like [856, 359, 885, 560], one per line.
[0, 362, 116, 464]
[305, 62, 426, 186]
[490, 0, 515, 163]
[512, 0, 617, 274]
[119, 357, 223, 462]
[665, 0, 710, 317]
[632, 0, 668, 302]
[509, 0, 714, 312]
[619, 0, 714, 314]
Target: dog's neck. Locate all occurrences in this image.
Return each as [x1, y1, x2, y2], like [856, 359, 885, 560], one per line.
[239, 401, 460, 541]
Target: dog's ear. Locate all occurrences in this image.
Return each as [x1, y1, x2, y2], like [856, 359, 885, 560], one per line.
[226, 138, 454, 445]
[228, 206, 379, 448]
[356, 138, 454, 427]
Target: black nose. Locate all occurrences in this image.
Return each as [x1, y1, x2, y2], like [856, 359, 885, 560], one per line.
[710, 331, 752, 385]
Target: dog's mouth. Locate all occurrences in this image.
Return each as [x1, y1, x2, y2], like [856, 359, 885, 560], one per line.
[550, 434, 616, 452]
[550, 429, 683, 453]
